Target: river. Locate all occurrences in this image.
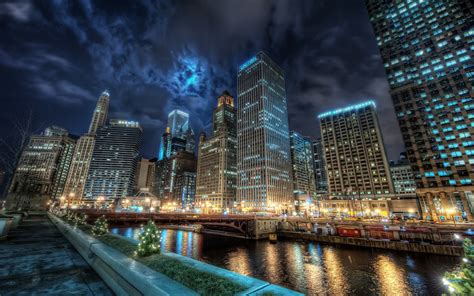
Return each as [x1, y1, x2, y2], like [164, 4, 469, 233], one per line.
[110, 227, 460, 295]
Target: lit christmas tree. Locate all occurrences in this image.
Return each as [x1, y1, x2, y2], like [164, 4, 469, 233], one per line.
[92, 215, 109, 236]
[443, 238, 474, 294]
[74, 213, 88, 226]
[136, 220, 162, 257]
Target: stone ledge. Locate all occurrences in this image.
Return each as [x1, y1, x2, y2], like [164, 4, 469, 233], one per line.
[49, 214, 196, 296]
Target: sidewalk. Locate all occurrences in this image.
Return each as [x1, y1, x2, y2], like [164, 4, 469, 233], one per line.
[0, 213, 112, 295]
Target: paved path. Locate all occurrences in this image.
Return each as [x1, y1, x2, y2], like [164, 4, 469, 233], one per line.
[0, 214, 112, 295]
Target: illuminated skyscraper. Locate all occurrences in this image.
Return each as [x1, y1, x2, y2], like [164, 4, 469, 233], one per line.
[88, 90, 110, 134]
[63, 90, 110, 204]
[290, 131, 316, 210]
[84, 120, 142, 200]
[365, 0, 474, 220]
[6, 127, 76, 210]
[196, 91, 237, 213]
[236, 52, 293, 212]
[319, 101, 394, 199]
[167, 109, 189, 138]
[158, 109, 195, 160]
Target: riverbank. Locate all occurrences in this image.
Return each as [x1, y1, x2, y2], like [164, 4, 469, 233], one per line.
[0, 213, 112, 295]
[50, 213, 302, 295]
[279, 231, 463, 256]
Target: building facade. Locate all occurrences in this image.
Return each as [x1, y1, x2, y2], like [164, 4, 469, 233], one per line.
[319, 101, 394, 199]
[154, 151, 197, 209]
[7, 127, 75, 210]
[50, 135, 77, 201]
[83, 120, 142, 200]
[159, 109, 195, 160]
[290, 131, 316, 210]
[237, 52, 293, 212]
[390, 155, 417, 198]
[365, 0, 474, 221]
[63, 90, 110, 205]
[196, 91, 237, 213]
[312, 139, 328, 193]
[135, 158, 156, 191]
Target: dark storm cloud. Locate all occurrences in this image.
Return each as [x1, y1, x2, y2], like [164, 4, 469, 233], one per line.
[0, 0, 403, 159]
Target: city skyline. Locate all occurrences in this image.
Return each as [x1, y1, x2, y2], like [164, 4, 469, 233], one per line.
[0, 0, 405, 161]
[1, 2, 472, 295]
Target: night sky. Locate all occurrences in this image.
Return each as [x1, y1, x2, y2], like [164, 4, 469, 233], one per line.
[0, 0, 404, 160]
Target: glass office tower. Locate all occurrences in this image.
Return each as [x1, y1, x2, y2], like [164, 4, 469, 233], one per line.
[236, 52, 293, 213]
[365, 0, 474, 221]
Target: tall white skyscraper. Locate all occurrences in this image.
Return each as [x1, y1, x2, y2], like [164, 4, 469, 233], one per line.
[88, 90, 110, 134]
[63, 90, 110, 205]
[236, 52, 293, 213]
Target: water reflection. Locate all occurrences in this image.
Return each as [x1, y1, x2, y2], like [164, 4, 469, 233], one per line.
[374, 255, 411, 295]
[111, 227, 460, 295]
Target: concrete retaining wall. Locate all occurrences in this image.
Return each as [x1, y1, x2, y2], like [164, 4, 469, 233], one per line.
[279, 231, 463, 256]
[49, 213, 302, 295]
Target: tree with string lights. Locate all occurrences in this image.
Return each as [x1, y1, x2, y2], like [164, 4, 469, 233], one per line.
[443, 238, 474, 294]
[92, 215, 109, 236]
[136, 220, 162, 257]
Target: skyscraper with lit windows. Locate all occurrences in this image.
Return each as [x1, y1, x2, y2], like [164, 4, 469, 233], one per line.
[290, 131, 316, 210]
[63, 90, 109, 204]
[236, 52, 293, 212]
[196, 91, 237, 213]
[365, 0, 474, 221]
[83, 120, 142, 200]
[319, 101, 394, 199]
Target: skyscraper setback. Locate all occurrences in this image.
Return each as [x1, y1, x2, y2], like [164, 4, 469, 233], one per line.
[236, 52, 293, 212]
[365, 0, 474, 220]
[319, 101, 394, 199]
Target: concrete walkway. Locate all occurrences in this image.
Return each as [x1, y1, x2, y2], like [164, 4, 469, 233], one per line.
[0, 214, 112, 295]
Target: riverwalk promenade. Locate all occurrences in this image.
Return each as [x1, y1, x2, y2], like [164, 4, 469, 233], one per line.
[0, 213, 111, 295]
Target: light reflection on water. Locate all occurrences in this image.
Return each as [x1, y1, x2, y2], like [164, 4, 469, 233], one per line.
[111, 227, 460, 295]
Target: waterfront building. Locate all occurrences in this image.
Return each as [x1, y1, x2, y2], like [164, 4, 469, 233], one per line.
[50, 135, 77, 201]
[155, 151, 197, 209]
[83, 120, 142, 200]
[365, 0, 474, 221]
[196, 91, 237, 213]
[6, 127, 76, 210]
[63, 90, 110, 205]
[319, 101, 394, 199]
[390, 154, 417, 198]
[312, 139, 328, 193]
[135, 158, 156, 191]
[175, 171, 196, 210]
[236, 52, 293, 212]
[290, 131, 316, 212]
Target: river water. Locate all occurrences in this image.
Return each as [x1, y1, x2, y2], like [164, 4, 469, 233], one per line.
[111, 227, 460, 295]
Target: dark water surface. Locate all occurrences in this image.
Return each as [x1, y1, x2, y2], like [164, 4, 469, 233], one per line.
[111, 227, 460, 295]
